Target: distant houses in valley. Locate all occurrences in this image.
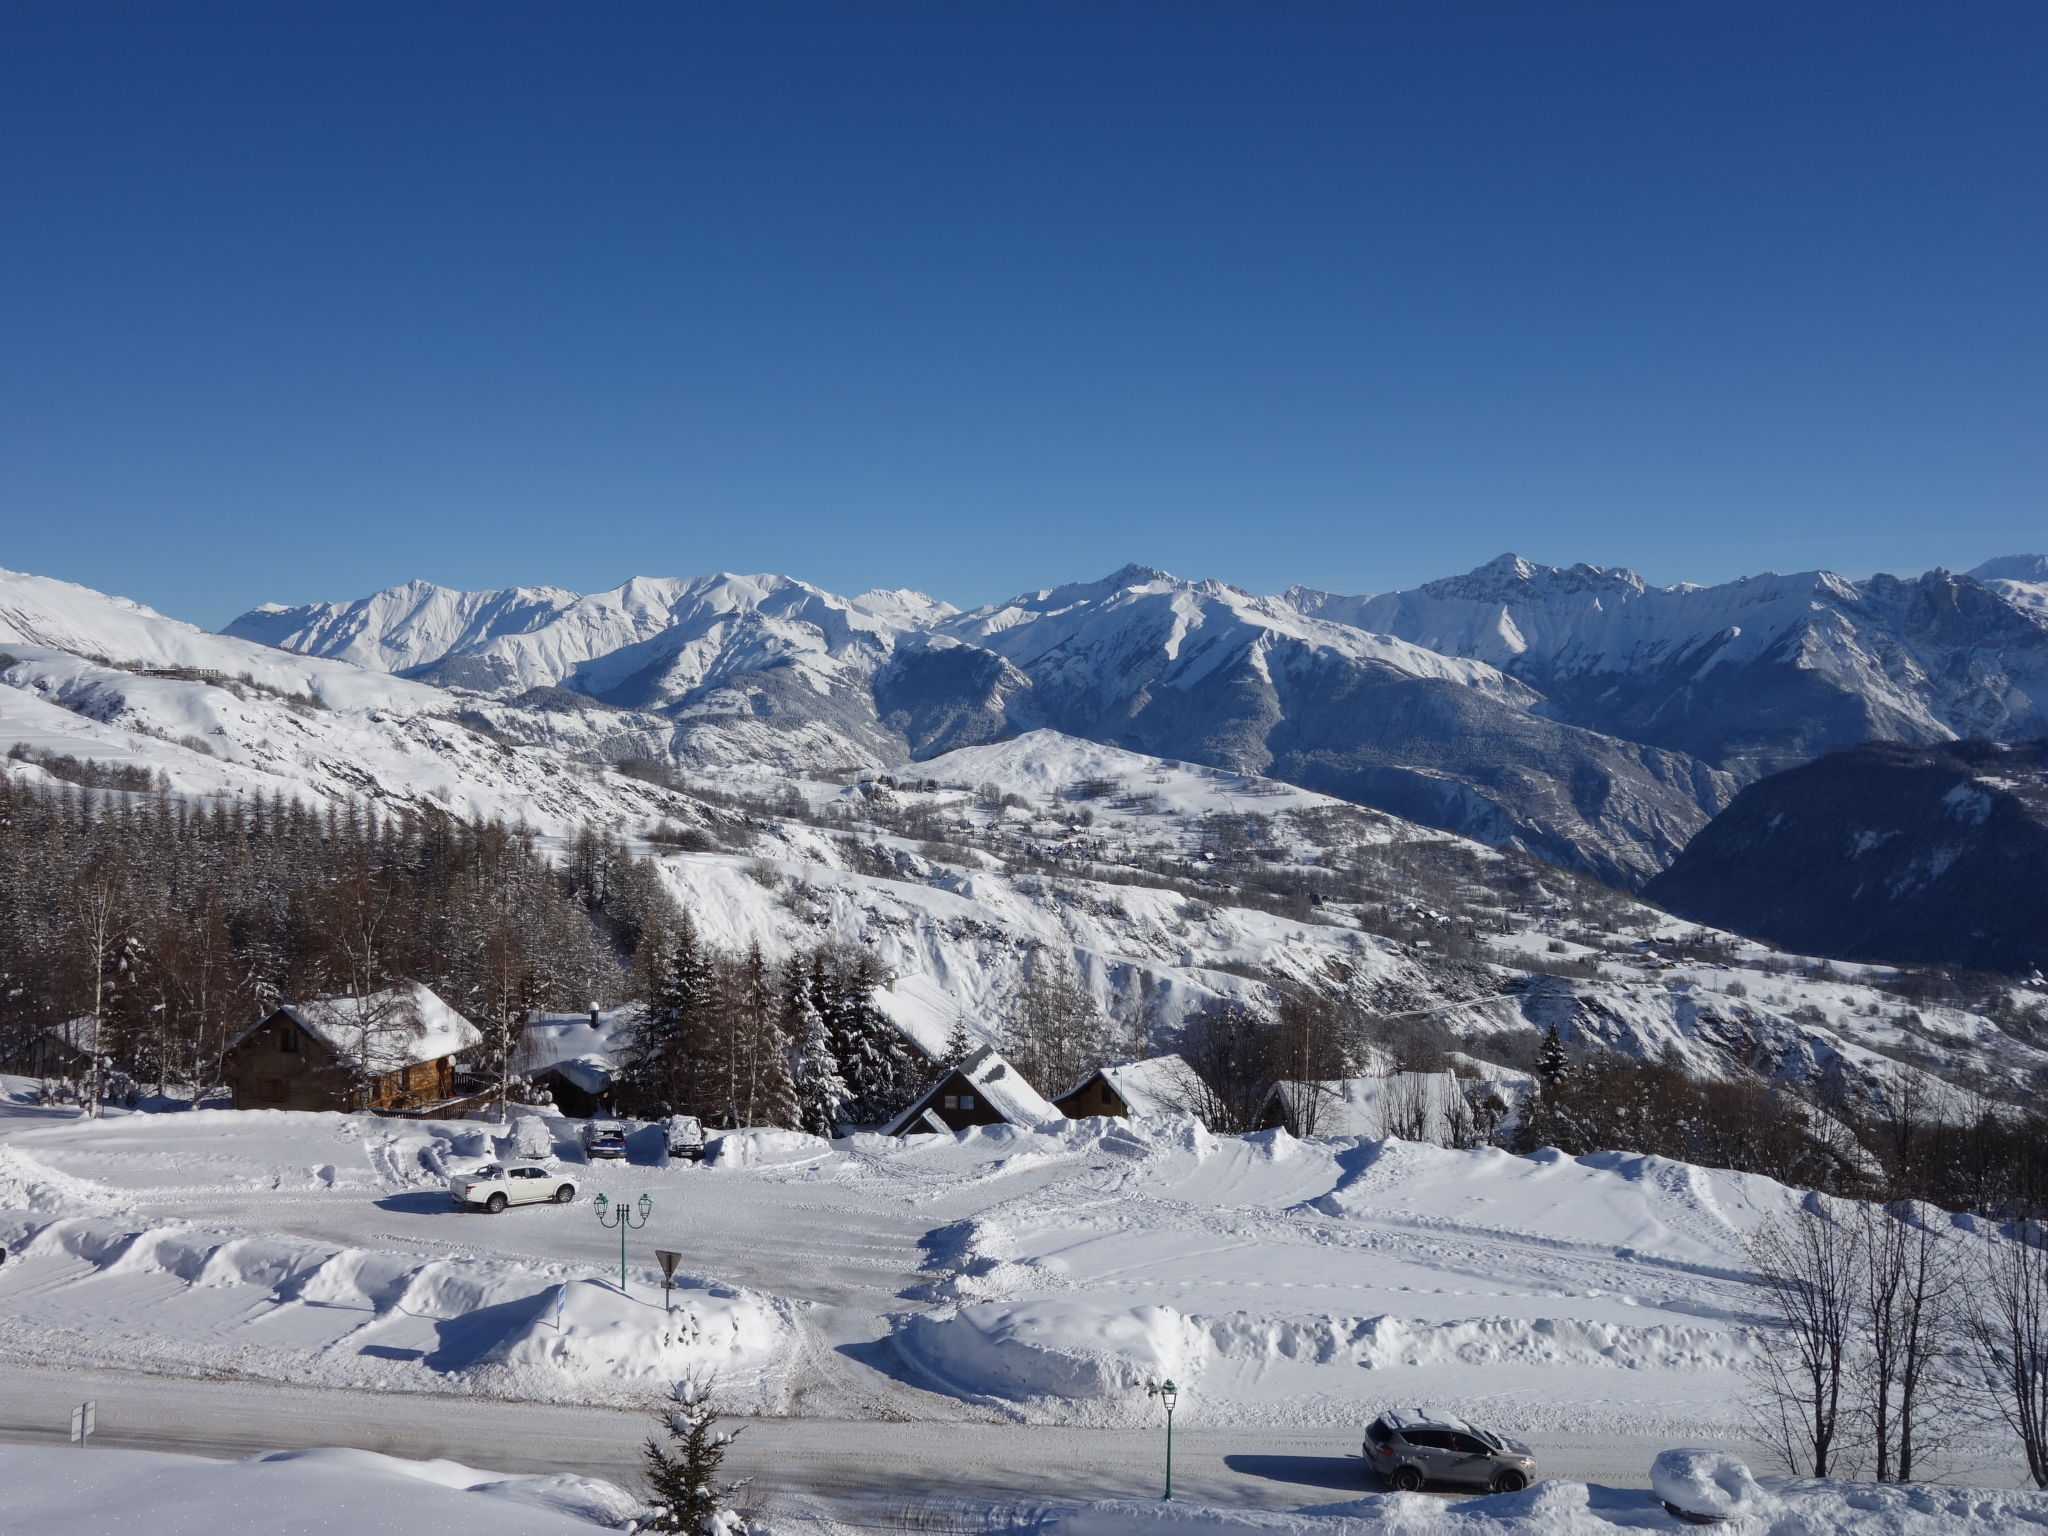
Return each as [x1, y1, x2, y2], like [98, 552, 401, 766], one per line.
[220, 983, 483, 1116]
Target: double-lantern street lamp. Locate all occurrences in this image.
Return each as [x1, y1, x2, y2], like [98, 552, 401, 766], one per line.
[592, 1191, 652, 1293]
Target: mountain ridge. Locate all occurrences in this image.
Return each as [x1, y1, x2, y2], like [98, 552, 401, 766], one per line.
[219, 552, 2048, 887]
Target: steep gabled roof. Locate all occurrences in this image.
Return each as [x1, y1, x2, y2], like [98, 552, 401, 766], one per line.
[881, 1044, 1061, 1135]
[226, 983, 482, 1077]
[1058, 1054, 1197, 1117]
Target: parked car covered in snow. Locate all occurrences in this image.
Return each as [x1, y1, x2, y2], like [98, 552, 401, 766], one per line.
[581, 1120, 628, 1159]
[1364, 1410, 1536, 1492]
[448, 1162, 577, 1213]
[665, 1114, 706, 1162]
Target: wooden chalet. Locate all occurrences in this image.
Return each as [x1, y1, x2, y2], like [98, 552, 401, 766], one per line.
[221, 984, 483, 1116]
[881, 1044, 1062, 1136]
[1053, 1055, 1194, 1120]
[28, 1016, 101, 1079]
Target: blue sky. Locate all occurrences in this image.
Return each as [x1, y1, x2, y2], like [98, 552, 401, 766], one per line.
[2, 2, 2042, 626]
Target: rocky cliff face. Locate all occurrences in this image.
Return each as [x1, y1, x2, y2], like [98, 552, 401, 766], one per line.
[1645, 739, 2048, 974]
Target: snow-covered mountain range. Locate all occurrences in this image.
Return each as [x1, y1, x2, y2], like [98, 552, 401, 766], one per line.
[6, 557, 2046, 1125]
[226, 553, 2048, 887]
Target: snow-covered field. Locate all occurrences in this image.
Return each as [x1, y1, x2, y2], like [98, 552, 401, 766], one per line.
[0, 1097, 1831, 1438]
[8, 1098, 2048, 1529]
[0, 1442, 643, 1535]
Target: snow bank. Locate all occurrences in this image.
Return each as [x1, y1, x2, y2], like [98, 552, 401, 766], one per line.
[706, 1127, 834, 1169]
[0, 1441, 637, 1535]
[897, 1299, 1752, 1420]
[1046, 1473, 2048, 1535]
[901, 1300, 1200, 1408]
[1651, 1448, 1770, 1521]
[482, 1275, 790, 1386]
[0, 1211, 795, 1407]
[0, 1144, 124, 1216]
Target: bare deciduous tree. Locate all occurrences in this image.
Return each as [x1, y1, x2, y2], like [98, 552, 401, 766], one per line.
[1967, 1228, 2048, 1489]
[1747, 1200, 1864, 1476]
[1856, 1201, 1961, 1482]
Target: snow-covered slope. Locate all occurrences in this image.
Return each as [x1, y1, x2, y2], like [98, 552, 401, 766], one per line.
[0, 567, 713, 833]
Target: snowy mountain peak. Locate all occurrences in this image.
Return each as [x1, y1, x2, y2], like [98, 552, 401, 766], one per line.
[1971, 554, 2048, 583]
[1419, 553, 1651, 605]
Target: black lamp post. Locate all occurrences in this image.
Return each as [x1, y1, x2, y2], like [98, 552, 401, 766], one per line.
[1152, 1379, 1179, 1499]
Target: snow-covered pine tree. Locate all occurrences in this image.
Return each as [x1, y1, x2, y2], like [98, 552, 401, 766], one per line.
[785, 953, 846, 1138]
[641, 1376, 749, 1535]
[1535, 1024, 1570, 1084]
[941, 1010, 974, 1068]
[819, 948, 924, 1126]
[624, 911, 716, 1115]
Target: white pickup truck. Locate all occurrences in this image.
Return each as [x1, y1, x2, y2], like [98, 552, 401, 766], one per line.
[447, 1162, 578, 1213]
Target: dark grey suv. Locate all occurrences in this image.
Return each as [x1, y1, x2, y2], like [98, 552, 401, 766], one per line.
[1364, 1410, 1537, 1493]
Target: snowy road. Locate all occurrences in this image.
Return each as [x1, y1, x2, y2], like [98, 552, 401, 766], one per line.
[0, 1361, 1714, 1513]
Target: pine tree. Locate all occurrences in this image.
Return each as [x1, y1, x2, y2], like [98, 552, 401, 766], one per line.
[785, 954, 846, 1138]
[734, 942, 796, 1129]
[941, 1011, 974, 1068]
[642, 1377, 748, 1535]
[819, 948, 923, 1126]
[1536, 1024, 1570, 1084]
[626, 912, 715, 1115]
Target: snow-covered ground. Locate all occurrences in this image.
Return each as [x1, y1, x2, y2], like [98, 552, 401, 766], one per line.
[8, 1431, 2048, 1536]
[0, 1096, 1903, 1440]
[0, 1442, 642, 1535]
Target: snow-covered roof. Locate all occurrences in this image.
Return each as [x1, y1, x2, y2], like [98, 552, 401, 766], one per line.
[230, 984, 482, 1077]
[43, 1015, 105, 1055]
[514, 1006, 640, 1074]
[882, 1044, 1061, 1135]
[538, 1054, 617, 1094]
[1058, 1055, 1196, 1118]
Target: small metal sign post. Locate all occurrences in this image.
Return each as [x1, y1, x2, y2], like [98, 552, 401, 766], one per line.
[70, 1400, 95, 1447]
[655, 1249, 681, 1313]
[555, 1282, 567, 1332]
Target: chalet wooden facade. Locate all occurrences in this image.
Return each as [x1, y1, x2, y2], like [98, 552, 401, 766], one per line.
[221, 985, 482, 1116]
[1052, 1055, 1192, 1120]
[881, 1044, 1061, 1136]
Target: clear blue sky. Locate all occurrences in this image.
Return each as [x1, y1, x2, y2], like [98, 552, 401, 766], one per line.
[2, 2, 2042, 626]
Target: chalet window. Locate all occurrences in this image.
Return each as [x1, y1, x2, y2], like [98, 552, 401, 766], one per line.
[278, 1029, 298, 1053]
[942, 1095, 958, 1109]
[959, 1094, 975, 1110]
